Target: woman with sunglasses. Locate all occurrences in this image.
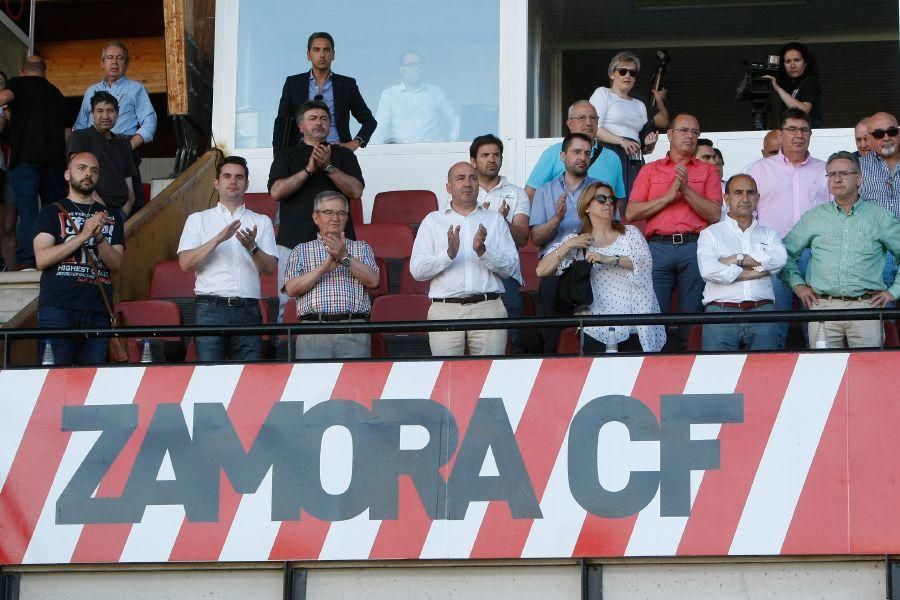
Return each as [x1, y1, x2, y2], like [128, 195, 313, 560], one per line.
[536, 181, 665, 353]
[589, 51, 668, 203]
[763, 42, 823, 129]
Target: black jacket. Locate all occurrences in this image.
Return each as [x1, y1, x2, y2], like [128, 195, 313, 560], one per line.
[272, 70, 377, 151]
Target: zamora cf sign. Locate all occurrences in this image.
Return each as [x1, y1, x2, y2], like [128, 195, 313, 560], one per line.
[56, 394, 743, 525]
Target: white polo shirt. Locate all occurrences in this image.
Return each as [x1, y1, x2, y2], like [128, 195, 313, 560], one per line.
[177, 202, 278, 299]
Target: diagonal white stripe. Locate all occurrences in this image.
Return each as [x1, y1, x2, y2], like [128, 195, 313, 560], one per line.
[420, 358, 543, 560]
[729, 353, 848, 555]
[120, 365, 243, 563]
[625, 354, 746, 556]
[319, 361, 444, 561]
[522, 356, 644, 558]
[24, 367, 145, 564]
[0, 369, 48, 490]
[220, 362, 342, 561]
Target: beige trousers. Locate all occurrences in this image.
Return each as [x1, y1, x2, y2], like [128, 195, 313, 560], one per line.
[807, 297, 883, 349]
[427, 297, 507, 356]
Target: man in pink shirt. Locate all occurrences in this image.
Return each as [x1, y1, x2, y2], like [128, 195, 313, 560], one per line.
[745, 107, 830, 345]
[626, 113, 722, 349]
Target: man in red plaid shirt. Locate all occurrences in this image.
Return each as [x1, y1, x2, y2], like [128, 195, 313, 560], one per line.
[283, 190, 379, 358]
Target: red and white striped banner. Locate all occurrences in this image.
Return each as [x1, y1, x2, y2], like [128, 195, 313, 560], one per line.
[1, 353, 898, 565]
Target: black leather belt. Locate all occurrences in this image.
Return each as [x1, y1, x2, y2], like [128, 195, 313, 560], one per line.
[648, 233, 700, 244]
[816, 293, 874, 301]
[709, 300, 773, 310]
[196, 295, 256, 307]
[298, 312, 369, 322]
[432, 292, 501, 305]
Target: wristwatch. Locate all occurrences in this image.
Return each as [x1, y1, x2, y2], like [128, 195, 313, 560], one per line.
[324, 164, 336, 175]
[353, 136, 367, 148]
[341, 255, 351, 267]
[736, 253, 745, 267]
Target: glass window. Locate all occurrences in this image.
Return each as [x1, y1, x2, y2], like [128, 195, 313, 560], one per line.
[235, 0, 500, 149]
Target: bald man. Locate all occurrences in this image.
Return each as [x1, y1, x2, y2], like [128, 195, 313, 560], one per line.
[410, 162, 519, 356]
[859, 111, 900, 291]
[761, 130, 781, 158]
[854, 118, 871, 157]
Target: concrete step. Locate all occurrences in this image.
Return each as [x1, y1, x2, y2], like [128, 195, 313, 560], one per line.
[0, 270, 41, 325]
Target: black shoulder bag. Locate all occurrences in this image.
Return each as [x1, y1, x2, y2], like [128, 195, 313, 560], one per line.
[553, 249, 593, 314]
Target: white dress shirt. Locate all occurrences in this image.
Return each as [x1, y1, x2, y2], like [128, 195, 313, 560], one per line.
[177, 203, 277, 299]
[697, 216, 787, 305]
[410, 204, 519, 298]
[370, 82, 459, 144]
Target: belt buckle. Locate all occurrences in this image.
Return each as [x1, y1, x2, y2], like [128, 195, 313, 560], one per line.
[672, 233, 684, 245]
[226, 297, 243, 307]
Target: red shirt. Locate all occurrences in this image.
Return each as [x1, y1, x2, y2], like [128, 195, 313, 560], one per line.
[630, 154, 722, 237]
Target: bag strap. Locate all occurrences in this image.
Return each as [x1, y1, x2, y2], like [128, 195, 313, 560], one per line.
[588, 143, 603, 167]
[54, 202, 119, 326]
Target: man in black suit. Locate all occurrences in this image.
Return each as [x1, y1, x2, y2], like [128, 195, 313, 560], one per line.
[272, 32, 377, 152]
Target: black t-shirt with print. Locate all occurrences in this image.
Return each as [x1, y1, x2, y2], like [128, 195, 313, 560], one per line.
[34, 198, 125, 312]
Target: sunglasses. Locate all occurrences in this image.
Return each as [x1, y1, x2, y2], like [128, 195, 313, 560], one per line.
[593, 194, 615, 205]
[615, 68, 638, 77]
[870, 126, 899, 139]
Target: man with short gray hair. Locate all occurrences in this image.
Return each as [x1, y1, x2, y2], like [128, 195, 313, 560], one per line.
[782, 151, 900, 348]
[283, 190, 379, 359]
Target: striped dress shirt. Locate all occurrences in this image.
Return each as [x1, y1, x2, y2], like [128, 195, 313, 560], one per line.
[859, 152, 900, 218]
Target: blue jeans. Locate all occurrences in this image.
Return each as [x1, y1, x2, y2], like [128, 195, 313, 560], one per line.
[10, 163, 66, 264]
[883, 253, 897, 308]
[38, 306, 110, 366]
[194, 298, 263, 362]
[702, 303, 780, 351]
[649, 241, 704, 350]
[772, 249, 811, 347]
[500, 275, 524, 353]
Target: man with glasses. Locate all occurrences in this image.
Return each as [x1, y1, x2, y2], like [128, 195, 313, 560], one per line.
[626, 113, 722, 350]
[782, 151, 900, 348]
[745, 107, 830, 346]
[859, 112, 899, 290]
[370, 51, 459, 144]
[698, 174, 786, 351]
[283, 190, 379, 359]
[74, 41, 157, 211]
[269, 99, 364, 321]
[525, 100, 625, 215]
[273, 32, 376, 152]
[178, 156, 278, 362]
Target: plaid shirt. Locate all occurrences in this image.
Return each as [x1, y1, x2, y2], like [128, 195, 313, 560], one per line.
[860, 152, 900, 218]
[284, 235, 377, 316]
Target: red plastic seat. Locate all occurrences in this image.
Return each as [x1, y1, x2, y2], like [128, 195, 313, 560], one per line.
[244, 192, 278, 222]
[557, 327, 581, 355]
[884, 321, 899, 348]
[370, 294, 432, 322]
[141, 182, 152, 203]
[398, 257, 430, 295]
[519, 251, 540, 292]
[282, 299, 299, 323]
[371, 190, 438, 227]
[349, 197, 364, 226]
[149, 260, 196, 298]
[687, 324, 703, 352]
[115, 300, 183, 363]
[355, 223, 415, 259]
[372, 256, 390, 297]
[260, 269, 279, 299]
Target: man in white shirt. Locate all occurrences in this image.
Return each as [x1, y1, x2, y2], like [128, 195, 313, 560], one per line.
[697, 174, 787, 351]
[411, 162, 519, 356]
[178, 156, 278, 362]
[369, 51, 459, 144]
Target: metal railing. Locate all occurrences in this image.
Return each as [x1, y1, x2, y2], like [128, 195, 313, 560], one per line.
[3, 307, 899, 369]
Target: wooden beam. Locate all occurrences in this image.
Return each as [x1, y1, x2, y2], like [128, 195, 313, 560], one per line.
[163, 0, 188, 115]
[36, 37, 167, 98]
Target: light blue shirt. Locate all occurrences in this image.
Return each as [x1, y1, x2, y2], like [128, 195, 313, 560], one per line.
[530, 174, 596, 255]
[308, 72, 340, 143]
[74, 76, 157, 143]
[526, 141, 625, 199]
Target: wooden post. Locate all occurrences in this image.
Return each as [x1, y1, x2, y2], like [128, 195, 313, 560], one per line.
[163, 0, 188, 115]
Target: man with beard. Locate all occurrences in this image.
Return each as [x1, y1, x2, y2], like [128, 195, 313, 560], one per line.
[525, 100, 625, 215]
[268, 99, 364, 320]
[529, 132, 596, 352]
[67, 91, 138, 219]
[859, 112, 900, 290]
[411, 162, 518, 356]
[626, 113, 722, 349]
[32, 152, 124, 365]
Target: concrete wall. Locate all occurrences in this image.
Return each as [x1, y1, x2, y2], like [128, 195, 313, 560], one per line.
[13, 560, 887, 600]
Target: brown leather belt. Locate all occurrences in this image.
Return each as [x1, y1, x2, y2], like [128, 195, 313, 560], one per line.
[709, 300, 773, 310]
[816, 293, 874, 301]
[432, 293, 501, 305]
[298, 312, 369, 322]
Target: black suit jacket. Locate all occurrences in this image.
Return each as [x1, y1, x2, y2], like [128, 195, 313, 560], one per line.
[272, 70, 377, 151]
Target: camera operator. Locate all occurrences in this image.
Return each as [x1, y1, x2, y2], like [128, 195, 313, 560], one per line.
[762, 42, 823, 129]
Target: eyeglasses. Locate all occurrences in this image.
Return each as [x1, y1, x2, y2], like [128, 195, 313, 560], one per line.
[870, 126, 899, 139]
[825, 170, 859, 179]
[672, 127, 701, 136]
[615, 68, 638, 77]
[570, 115, 599, 122]
[316, 209, 348, 218]
[593, 194, 615, 205]
[782, 126, 811, 135]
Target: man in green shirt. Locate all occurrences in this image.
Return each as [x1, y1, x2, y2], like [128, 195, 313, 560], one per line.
[782, 151, 900, 348]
